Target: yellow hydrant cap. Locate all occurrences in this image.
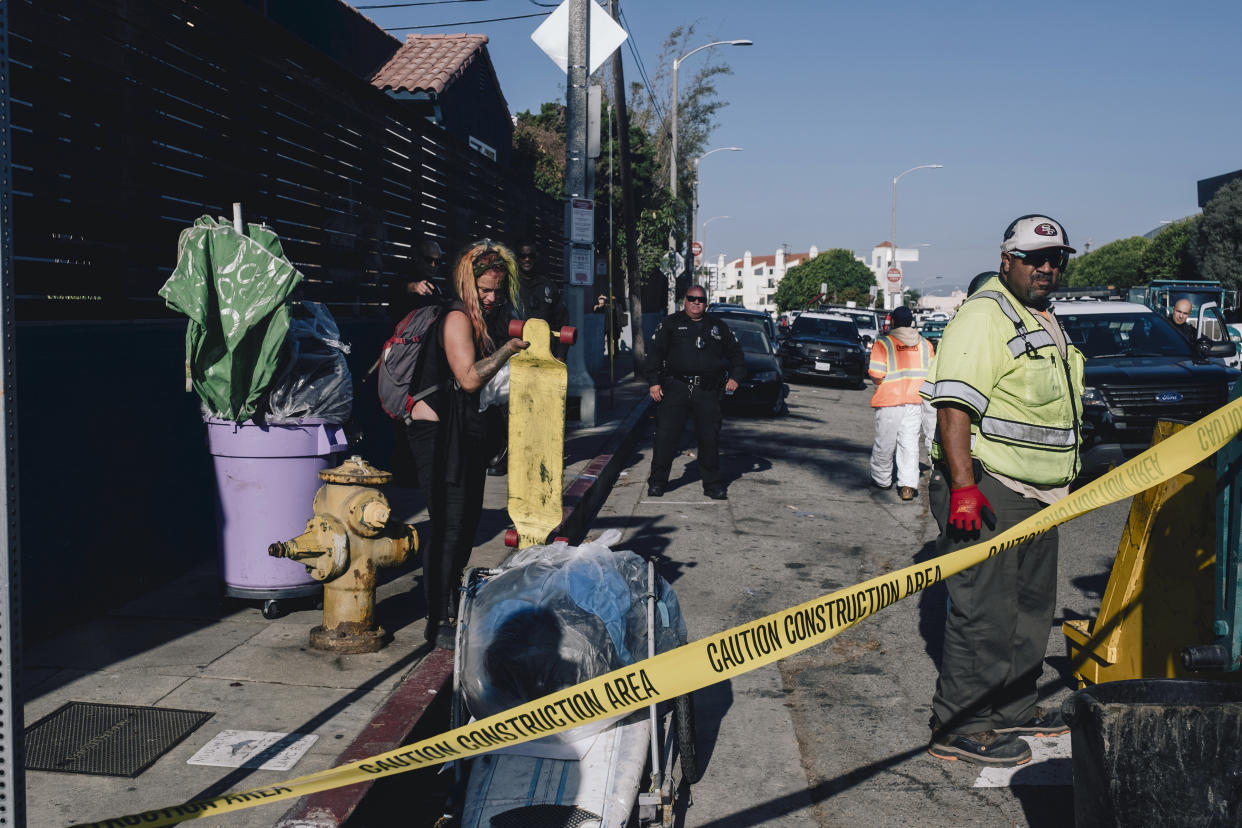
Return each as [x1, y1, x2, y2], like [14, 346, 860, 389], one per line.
[319, 455, 393, 486]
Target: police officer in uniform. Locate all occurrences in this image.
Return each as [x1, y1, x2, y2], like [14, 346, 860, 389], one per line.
[645, 287, 746, 499]
[515, 241, 570, 357]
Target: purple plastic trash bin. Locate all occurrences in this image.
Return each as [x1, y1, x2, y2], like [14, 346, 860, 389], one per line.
[205, 419, 349, 609]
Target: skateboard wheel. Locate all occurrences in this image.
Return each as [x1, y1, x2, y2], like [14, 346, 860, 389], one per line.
[556, 326, 577, 346]
[504, 528, 519, 547]
[508, 319, 525, 339]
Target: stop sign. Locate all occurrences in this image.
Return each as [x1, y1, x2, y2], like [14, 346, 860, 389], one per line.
[886, 267, 902, 285]
[691, 241, 703, 257]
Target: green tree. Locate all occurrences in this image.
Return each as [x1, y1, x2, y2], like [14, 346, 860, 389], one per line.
[1137, 217, 1199, 283]
[772, 249, 875, 311]
[512, 102, 566, 198]
[1062, 236, 1150, 288]
[1190, 178, 1242, 290]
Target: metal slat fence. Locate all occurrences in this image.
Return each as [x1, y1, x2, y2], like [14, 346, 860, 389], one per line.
[9, 0, 563, 320]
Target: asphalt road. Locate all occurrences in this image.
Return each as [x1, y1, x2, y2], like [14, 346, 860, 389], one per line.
[589, 378, 1131, 827]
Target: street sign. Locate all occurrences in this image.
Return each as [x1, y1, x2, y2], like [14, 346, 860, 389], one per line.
[531, 0, 628, 74]
[690, 241, 703, 257]
[886, 267, 902, 285]
[570, 198, 593, 244]
[660, 251, 684, 277]
[595, 256, 608, 276]
[570, 247, 593, 286]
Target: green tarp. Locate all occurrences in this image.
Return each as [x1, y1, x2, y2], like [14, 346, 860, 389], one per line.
[159, 216, 304, 422]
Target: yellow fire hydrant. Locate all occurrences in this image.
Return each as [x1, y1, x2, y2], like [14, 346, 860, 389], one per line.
[268, 455, 417, 653]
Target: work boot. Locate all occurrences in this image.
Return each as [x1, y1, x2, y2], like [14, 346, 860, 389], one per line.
[704, 485, 727, 500]
[647, 483, 665, 497]
[928, 729, 1032, 766]
[899, 486, 917, 501]
[994, 707, 1070, 736]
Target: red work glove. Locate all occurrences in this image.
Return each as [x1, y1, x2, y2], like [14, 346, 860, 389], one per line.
[949, 485, 996, 532]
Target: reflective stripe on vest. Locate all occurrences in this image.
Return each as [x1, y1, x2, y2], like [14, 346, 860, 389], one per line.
[924, 378, 989, 415]
[980, 415, 1077, 449]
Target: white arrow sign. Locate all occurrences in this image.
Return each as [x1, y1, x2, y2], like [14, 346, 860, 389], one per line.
[531, 0, 628, 75]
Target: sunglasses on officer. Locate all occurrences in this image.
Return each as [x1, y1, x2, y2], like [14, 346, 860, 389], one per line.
[685, 294, 707, 304]
[1009, 248, 1068, 270]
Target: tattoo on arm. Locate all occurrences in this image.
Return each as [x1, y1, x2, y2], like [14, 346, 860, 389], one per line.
[471, 344, 514, 385]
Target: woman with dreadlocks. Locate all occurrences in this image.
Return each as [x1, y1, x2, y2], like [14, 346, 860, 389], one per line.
[408, 240, 526, 647]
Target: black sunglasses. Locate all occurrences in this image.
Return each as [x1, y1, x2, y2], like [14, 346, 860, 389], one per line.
[425, 257, 441, 266]
[685, 295, 707, 304]
[1010, 249, 1068, 270]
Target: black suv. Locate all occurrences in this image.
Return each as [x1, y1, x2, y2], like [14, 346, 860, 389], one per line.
[1055, 300, 1239, 474]
[707, 303, 777, 343]
[778, 312, 868, 387]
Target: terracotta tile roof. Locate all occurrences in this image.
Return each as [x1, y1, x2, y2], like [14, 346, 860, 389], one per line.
[370, 33, 496, 98]
[727, 253, 812, 269]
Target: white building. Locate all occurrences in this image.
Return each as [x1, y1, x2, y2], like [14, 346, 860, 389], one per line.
[865, 241, 909, 310]
[709, 247, 820, 315]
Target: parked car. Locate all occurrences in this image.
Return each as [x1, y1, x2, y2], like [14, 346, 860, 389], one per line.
[778, 311, 868, 387]
[920, 319, 948, 344]
[707, 303, 777, 344]
[822, 306, 879, 346]
[1053, 299, 1239, 474]
[721, 320, 789, 416]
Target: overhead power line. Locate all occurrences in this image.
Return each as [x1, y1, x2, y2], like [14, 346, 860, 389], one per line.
[382, 11, 551, 30]
[618, 8, 666, 131]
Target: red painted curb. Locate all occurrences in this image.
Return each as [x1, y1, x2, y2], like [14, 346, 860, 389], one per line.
[274, 647, 455, 827]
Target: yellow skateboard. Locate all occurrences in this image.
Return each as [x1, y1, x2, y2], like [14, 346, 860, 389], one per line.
[503, 318, 576, 549]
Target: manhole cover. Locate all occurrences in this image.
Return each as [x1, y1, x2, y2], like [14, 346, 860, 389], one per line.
[25, 701, 213, 777]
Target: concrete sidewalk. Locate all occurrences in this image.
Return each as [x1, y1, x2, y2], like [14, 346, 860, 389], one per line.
[23, 372, 652, 828]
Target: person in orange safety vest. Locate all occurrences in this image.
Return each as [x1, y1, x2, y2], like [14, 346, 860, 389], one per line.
[867, 305, 934, 501]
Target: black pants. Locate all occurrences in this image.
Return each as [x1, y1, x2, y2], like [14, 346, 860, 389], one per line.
[407, 420, 487, 623]
[649, 379, 723, 489]
[929, 465, 1059, 733]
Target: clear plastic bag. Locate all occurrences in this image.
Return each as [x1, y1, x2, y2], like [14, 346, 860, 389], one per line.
[460, 530, 686, 736]
[478, 361, 509, 412]
[263, 301, 354, 424]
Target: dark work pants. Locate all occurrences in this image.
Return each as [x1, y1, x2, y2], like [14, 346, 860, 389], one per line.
[648, 379, 723, 490]
[407, 420, 486, 623]
[929, 465, 1059, 734]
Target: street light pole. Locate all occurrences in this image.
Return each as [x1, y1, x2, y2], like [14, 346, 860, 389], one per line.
[701, 215, 731, 293]
[889, 163, 942, 309]
[691, 146, 742, 289]
[668, 38, 751, 312]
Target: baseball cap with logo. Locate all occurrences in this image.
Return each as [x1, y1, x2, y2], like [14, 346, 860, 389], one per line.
[1000, 215, 1076, 254]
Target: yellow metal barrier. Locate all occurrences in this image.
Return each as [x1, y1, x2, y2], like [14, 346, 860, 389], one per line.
[1063, 421, 1236, 686]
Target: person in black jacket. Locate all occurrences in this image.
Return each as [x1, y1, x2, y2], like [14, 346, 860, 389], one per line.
[645, 287, 746, 499]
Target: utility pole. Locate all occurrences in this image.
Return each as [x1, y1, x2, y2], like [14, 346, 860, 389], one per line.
[608, 0, 646, 369]
[563, 0, 595, 423]
[0, 5, 24, 824]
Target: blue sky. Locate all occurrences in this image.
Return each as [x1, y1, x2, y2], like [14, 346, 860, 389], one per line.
[353, 0, 1242, 294]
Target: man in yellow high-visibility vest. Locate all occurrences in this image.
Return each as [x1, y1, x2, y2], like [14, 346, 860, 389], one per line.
[921, 215, 1084, 767]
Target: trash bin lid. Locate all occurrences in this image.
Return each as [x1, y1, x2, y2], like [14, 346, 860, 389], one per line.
[319, 455, 392, 486]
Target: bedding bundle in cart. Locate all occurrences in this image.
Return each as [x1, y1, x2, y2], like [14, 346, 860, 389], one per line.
[458, 530, 686, 759]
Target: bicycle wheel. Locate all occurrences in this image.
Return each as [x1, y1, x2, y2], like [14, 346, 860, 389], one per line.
[674, 692, 701, 784]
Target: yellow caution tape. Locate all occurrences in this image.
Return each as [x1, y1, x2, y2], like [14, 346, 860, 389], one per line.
[74, 396, 1242, 827]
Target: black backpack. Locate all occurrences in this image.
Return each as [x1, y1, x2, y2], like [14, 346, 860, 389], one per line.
[378, 302, 447, 422]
